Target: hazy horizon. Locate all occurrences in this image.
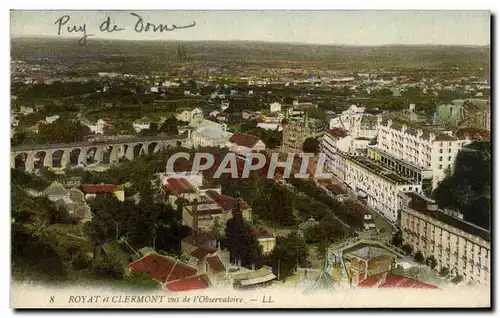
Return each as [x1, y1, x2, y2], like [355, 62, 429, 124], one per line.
[10, 10, 491, 46]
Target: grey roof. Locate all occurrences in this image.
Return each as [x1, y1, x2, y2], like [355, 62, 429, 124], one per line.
[347, 246, 396, 261]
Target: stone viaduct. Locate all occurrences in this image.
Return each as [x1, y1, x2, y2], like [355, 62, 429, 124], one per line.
[11, 134, 189, 173]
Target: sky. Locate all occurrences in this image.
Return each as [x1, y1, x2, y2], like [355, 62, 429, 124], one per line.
[10, 10, 491, 46]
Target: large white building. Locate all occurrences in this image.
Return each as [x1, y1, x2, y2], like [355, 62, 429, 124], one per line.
[401, 192, 490, 286]
[191, 120, 233, 148]
[376, 118, 472, 190]
[340, 153, 421, 223]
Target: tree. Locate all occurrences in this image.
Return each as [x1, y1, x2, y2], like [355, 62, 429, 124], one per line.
[270, 232, 309, 281]
[252, 181, 295, 226]
[413, 250, 425, 264]
[451, 274, 464, 284]
[439, 267, 450, 277]
[159, 117, 179, 136]
[225, 206, 263, 269]
[90, 255, 125, 279]
[401, 244, 413, 255]
[425, 255, 437, 270]
[391, 230, 403, 247]
[302, 137, 320, 154]
[433, 141, 491, 229]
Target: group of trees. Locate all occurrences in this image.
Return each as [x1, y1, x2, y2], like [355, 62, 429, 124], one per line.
[224, 208, 264, 269]
[138, 116, 187, 136]
[433, 141, 491, 229]
[86, 194, 190, 255]
[252, 179, 295, 226]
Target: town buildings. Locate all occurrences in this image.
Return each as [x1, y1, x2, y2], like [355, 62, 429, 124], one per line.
[229, 133, 266, 158]
[400, 192, 490, 286]
[281, 114, 325, 153]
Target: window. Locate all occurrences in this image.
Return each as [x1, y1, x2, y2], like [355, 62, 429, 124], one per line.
[439, 156, 443, 161]
[448, 156, 451, 161]
[448, 148, 452, 153]
[439, 164, 443, 169]
[440, 148, 443, 153]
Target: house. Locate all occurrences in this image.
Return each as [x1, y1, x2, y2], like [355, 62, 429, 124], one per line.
[190, 247, 229, 275]
[229, 133, 266, 157]
[221, 100, 230, 111]
[11, 115, 19, 127]
[132, 120, 151, 133]
[20, 106, 34, 115]
[249, 228, 276, 255]
[80, 184, 124, 202]
[242, 110, 254, 120]
[176, 107, 203, 124]
[43, 181, 92, 221]
[128, 253, 199, 284]
[209, 110, 220, 118]
[45, 115, 60, 124]
[339, 244, 398, 286]
[269, 102, 282, 113]
[216, 113, 230, 122]
[229, 266, 277, 289]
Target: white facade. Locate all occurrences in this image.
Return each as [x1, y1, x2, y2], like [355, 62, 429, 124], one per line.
[343, 155, 422, 222]
[230, 140, 266, 157]
[401, 193, 490, 286]
[376, 119, 471, 189]
[176, 108, 203, 124]
[45, 115, 60, 124]
[192, 126, 233, 148]
[269, 102, 282, 113]
[133, 122, 151, 133]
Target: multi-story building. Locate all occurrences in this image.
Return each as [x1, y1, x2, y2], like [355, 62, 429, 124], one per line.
[400, 192, 490, 286]
[376, 118, 471, 190]
[329, 105, 378, 139]
[341, 153, 422, 222]
[281, 114, 325, 153]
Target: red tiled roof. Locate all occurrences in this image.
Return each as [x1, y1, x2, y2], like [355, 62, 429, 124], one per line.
[230, 133, 262, 148]
[217, 113, 231, 118]
[358, 272, 439, 289]
[128, 254, 197, 283]
[434, 134, 457, 142]
[165, 274, 211, 292]
[206, 255, 226, 273]
[164, 178, 195, 195]
[456, 128, 490, 141]
[191, 247, 218, 260]
[81, 184, 118, 194]
[205, 190, 248, 211]
[325, 128, 349, 139]
[325, 184, 347, 195]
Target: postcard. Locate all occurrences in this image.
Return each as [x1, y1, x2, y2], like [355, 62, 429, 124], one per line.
[10, 10, 491, 309]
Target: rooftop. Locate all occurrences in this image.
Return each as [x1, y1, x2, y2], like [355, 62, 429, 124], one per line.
[358, 272, 439, 289]
[164, 273, 211, 292]
[128, 253, 198, 283]
[229, 133, 263, 148]
[404, 192, 490, 243]
[345, 154, 415, 185]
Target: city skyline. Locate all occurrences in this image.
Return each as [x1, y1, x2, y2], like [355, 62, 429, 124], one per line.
[10, 10, 491, 46]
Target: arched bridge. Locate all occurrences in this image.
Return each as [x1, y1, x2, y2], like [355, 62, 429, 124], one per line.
[11, 134, 190, 173]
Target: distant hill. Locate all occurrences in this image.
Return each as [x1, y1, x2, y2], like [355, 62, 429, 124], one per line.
[10, 37, 490, 69]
